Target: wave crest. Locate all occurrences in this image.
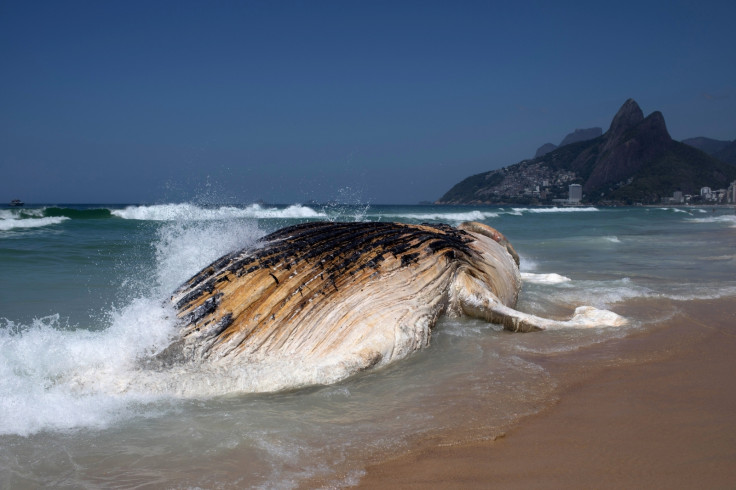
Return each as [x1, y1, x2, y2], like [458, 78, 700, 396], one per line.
[0, 216, 69, 231]
[111, 203, 326, 221]
[512, 207, 599, 213]
[688, 215, 736, 228]
[379, 210, 499, 222]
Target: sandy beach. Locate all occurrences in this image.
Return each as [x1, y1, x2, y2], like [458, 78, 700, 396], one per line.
[357, 298, 736, 488]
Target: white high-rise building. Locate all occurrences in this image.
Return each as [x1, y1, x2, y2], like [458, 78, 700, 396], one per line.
[568, 184, 582, 203]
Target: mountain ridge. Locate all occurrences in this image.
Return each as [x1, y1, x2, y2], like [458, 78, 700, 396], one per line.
[534, 127, 602, 158]
[682, 137, 736, 166]
[682, 136, 731, 155]
[713, 141, 736, 166]
[437, 99, 736, 205]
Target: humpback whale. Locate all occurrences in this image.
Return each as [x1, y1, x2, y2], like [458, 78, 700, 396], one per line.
[162, 221, 625, 373]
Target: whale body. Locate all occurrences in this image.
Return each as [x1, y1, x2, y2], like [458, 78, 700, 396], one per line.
[161, 221, 624, 374]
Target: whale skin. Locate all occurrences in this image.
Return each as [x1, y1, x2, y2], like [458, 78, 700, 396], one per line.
[161, 221, 624, 373]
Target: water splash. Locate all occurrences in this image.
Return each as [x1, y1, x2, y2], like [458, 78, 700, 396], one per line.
[320, 187, 372, 222]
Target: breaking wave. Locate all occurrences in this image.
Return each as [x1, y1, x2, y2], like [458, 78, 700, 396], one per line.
[512, 207, 599, 213]
[0, 209, 69, 231]
[377, 210, 500, 222]
[111, 203, 325, 221]
[656, 207, 693, 214]
[688, 215, 736, 228]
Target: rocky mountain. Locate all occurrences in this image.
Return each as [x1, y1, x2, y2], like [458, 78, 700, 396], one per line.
[683, 136, 736, 166]
[534, 127, 602, 158]
[713, 140, 736, 166]
[559, 127, 602, 146]
[682, 136, 731, 155]
[534, 143, 557, 158]
[437, 99, 736, 205]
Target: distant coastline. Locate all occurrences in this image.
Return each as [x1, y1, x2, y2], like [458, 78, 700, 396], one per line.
[436, 99, 736, 207]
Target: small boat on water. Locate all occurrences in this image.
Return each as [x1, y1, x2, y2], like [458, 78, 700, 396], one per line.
[10, 199, 24, 206]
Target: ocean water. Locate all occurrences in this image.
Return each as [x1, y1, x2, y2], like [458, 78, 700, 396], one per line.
[1, 202, 735, 487]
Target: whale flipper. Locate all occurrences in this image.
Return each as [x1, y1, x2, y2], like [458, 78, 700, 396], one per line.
[453, 269, 626, 332]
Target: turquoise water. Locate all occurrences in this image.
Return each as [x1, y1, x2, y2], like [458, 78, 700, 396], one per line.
[1, 203, 735, 487]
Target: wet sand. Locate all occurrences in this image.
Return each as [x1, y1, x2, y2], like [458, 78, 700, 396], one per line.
[357, 298, 736, 488]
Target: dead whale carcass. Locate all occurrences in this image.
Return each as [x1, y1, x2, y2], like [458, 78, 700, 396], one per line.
[163, 221, 625, 372]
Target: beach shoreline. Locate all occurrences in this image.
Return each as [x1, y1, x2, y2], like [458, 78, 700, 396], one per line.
[347, 297, 736, 488]
[4, 204, 735, 488]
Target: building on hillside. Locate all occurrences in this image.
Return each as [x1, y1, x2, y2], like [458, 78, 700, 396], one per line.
[700, 187, 713, 201]
[728, 181, 736, 204]
[673, 191, 684, 204]
[568, 184, 582, 203]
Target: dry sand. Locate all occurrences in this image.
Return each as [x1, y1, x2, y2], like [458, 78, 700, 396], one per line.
[357, 298, 736, 488]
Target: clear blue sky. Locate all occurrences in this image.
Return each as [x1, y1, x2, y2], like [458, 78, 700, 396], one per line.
[2, 0, 734, 204]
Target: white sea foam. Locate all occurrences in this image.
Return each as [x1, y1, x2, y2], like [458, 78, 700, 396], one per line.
[529, 277, 651, 309]
[512, 207, 599, 214]
[518, 255, 538, 272]
[602, 236, 621, 243]
[521, 272, 572, 285]
[111, 203, 325, 221]
[688, 215, 736, 228]
[438, 318, 504, 338]
[154, 220, 264, 293]
[0, 295, 405, 436]
[660, 284, 736, 301]
[123, 353, 376, 398]
[537, 276, 736, 310]
[0, 214, 264, 435]
[0, 300, 177, 436]
[0, 208, 45, 219]
[379, 210, 500, 222]
[321, 203, 371, 223]
[0, 216, 69, 231]
[657, 207, 692, 214]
